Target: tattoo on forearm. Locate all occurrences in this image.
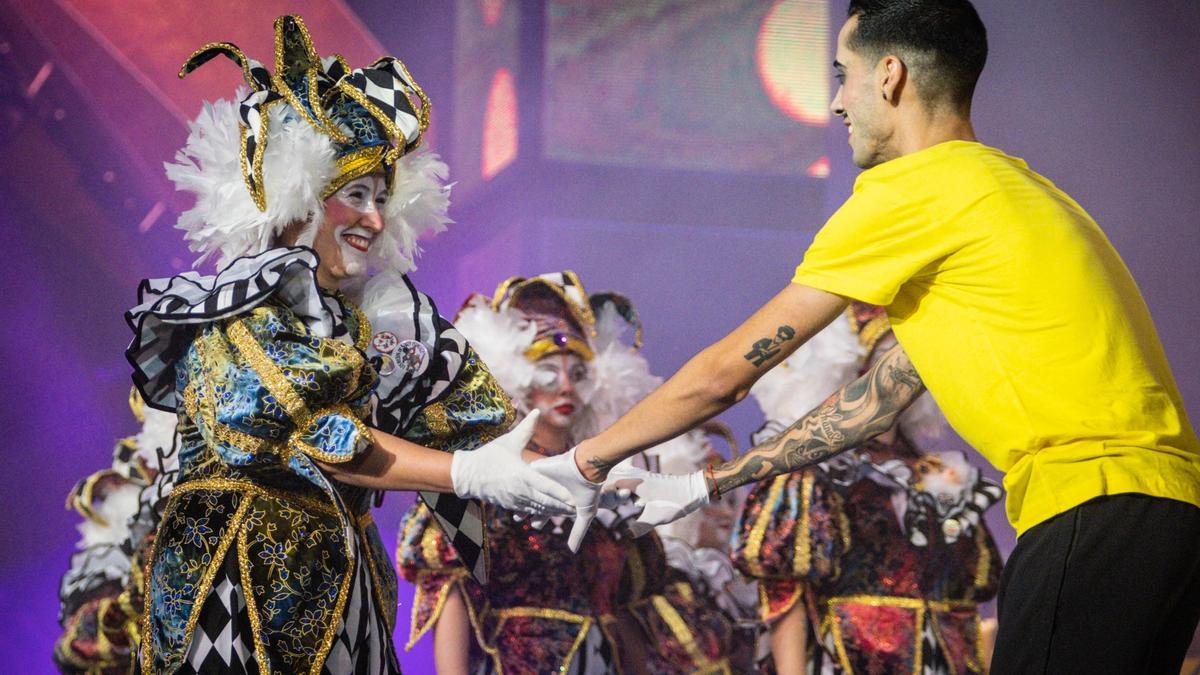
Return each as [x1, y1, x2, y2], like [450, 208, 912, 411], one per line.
[587, 456, 615, 473]
[743, 325, 797, 367]
[713, 343, 925, 495]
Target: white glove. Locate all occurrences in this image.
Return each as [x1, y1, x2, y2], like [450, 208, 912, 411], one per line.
[529, 446, 603, 552]
[606, 464, 710, 537]
[450, 411, 574, 516]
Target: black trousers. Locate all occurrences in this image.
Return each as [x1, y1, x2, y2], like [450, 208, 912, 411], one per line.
[992, 494, 1200, 674]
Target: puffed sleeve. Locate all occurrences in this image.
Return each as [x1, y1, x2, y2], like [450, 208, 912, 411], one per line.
[396, 502, 475, 650]
[730, 468, 848, 622]
[178, 302, 377, 470]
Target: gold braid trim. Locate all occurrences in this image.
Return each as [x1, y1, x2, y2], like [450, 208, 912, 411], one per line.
[227, 318, 311, 421]
[236, 524, 271, 673]
[323, 145, 388, 199]
[486, 607, 593, 674]
[794, 471, 815, 577]
[823, 595, 980, 675]
[404, 568, 469, 651]
[353, 513, 395, 634]
[312, 541, 358, 674]
[288, 404, 373, 464]
[973, 526, 991, 593]
[423, 401, 451, 437]
[650, 589, 729, 674]
[744, 475, 787, 578]
[141, 491, 185, 674]
[181, 496, 253, 671]
[759, 581, 803, 624]
[171, 478, 340, 517]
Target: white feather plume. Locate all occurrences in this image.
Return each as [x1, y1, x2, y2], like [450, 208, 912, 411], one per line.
[576, 302, 661, 438]
[76, 483, 141, 548]
[454, 296, 538, 406]
[166, 95, 336, 268]
[166, 93, 451, 274]
[133, 406, 181, 473]
[749, 314, 949, 445]
[374, 147, 453, 274]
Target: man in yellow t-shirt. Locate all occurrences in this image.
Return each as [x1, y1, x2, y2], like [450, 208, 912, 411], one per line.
[527, 1, 1200, 672]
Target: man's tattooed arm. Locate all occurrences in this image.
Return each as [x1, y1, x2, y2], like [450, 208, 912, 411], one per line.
[710, 343, 925, 495]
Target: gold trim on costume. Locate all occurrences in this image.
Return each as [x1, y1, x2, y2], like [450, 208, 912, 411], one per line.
[745, 475, 787, 578]
[423, 401, 451, 437]
[181, 496, 252, 669]
[236, 522, 271, 672]
[322, 145, 389, 199]
[487, 606, 593, 674]
[794, 471, 815, 576]
[651, 589, 729, 674]
[404, 569, 468, 651]
[227, 317, 311, 420]
[523, 334, 595, 362]
[823, 595, 981, 675]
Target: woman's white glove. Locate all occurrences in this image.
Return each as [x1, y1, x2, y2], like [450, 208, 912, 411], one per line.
[450, 411, 574, 516]
[528, 446, 603, 552]
[606, 464, 710, 537]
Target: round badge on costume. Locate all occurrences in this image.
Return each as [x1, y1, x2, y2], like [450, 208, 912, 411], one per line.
[942, 518, 962, 540]
[376, 354, 397, 376]
[372, 330, 399, 354]
[395, 339, 429, 373]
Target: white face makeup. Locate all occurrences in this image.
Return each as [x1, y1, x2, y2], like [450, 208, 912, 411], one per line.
[526, 353, 590, 431]
[329, 175, 389, 277]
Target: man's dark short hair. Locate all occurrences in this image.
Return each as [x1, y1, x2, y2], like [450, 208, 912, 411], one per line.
[847, 0, 987, 112]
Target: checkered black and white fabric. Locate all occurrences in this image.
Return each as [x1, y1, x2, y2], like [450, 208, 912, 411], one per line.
[125, 248, 345, 412]
[345, 58, 424, 148]
[177, 538, 399, 674]
[360, 272, 490, 582]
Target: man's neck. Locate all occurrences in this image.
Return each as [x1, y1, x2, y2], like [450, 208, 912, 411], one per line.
[531, 424, 571, 456]
[893, 107, 977, 157]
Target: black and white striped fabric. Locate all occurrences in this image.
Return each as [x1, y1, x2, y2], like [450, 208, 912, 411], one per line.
[360, 272, 490, 583]
[125, 248, 343, 412]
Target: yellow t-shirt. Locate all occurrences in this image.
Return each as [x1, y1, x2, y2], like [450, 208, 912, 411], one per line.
[793, 140, 1200, 534]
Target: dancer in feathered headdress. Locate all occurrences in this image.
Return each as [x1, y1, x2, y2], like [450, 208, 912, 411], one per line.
[397, 272, 737, 674]
[729, 303, 1004, 674]
[118, 16, 577, 673]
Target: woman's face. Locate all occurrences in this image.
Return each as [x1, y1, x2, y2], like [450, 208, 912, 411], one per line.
[312, 174, 388, 288]
[525, 352, 589, 431]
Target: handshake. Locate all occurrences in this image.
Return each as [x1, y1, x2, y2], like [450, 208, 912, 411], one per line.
[450, 411, 712, 552]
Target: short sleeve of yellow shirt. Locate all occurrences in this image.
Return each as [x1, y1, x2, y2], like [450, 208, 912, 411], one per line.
[794, 141, 1200, 535]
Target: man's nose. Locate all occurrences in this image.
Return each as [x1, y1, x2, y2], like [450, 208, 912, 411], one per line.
[830, 86, 844, 116]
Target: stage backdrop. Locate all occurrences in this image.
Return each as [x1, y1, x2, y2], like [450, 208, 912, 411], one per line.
[1, 0, 1198, 670]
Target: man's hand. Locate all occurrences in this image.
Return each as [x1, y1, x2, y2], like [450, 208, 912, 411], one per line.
[529, 446, 603, 552]
[605, 464, 710, 537]
[450, 411, 574, 516]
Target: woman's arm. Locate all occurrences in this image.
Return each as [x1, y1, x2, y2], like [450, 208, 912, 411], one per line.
[433, 587, 472, 675]
[318, 428, 454, 492]
[769, 599, 809, 675]
[319, 412, 575, 516]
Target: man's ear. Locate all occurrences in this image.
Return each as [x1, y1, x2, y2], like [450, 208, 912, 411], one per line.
[879, 54, 906, 103]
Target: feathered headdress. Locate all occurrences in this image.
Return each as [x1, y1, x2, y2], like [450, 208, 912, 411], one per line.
[454, 271, 655, 438]
[166, 15, 450, 271]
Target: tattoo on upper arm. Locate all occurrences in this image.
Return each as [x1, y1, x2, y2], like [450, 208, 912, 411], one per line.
[713, 343, 925, 494]
[743, 325, 797, 367]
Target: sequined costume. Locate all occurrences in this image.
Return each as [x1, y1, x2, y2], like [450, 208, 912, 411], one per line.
[730, 304, 1004, 674]
[397, 272, 733, 674]
[113, 14, 472, 673]
[399, 500, 733, 674]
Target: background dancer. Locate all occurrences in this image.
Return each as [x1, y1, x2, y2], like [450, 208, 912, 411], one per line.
[731, 303, 1002, 674]
[398, 273, 734, 673]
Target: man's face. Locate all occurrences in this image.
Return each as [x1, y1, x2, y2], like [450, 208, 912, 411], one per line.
[526, 352, 588, 431]
[831, 16, 895, 169]
[312, 174, 388, 288]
